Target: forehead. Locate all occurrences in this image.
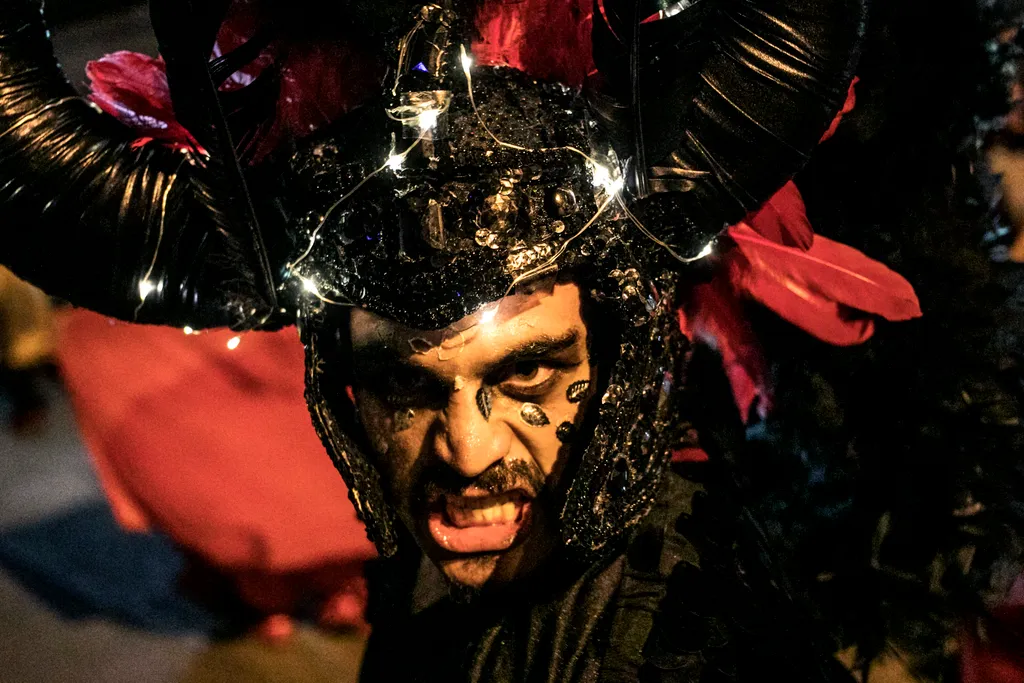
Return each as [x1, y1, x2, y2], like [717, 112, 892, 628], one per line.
[349, 282, 587, 363]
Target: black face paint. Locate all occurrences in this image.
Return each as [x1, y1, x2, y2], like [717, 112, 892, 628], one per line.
[520, 402, 550, 427]
[556, 421, 575, 443]
[566, 380, 590, 403]
[393, 408, 415, 432]
[476, 386, 492, 421]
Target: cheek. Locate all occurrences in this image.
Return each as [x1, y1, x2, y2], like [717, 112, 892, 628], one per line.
[353, 391, 432, 501]
[515, 370, 592, 478]
[527, 426, 569, 478]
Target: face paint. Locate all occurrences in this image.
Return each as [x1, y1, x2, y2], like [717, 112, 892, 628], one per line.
[520, 402, 550, 427]
[393, 407, 415, 432]
[348, 283, 597, 589]
[409, 338, 433, 354]
[566, 380, 590, 403]
[556, 421, 575, 443]
[476, 386, 493, 421]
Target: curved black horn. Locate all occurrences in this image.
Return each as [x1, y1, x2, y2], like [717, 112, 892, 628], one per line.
[592, 0, 868, 256]
[0, 0, 271, 328]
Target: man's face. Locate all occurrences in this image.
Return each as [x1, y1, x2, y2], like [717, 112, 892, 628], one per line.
[348, 282, 595, 589]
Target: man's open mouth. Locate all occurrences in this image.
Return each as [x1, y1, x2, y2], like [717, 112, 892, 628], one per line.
[427, 491, 532, 554]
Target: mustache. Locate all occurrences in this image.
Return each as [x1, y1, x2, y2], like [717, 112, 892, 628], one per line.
[419, 459, 547, 502]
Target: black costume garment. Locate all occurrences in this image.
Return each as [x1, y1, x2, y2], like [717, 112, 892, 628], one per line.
[360, 470, 854, 683]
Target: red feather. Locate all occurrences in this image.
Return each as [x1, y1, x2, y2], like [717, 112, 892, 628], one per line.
[680, 282, 772, 421]
[213, 1, 380, 164]
[820, 77, 860, 143]
[86, 51, 199, 149]
[672, 447, 710, 462]
[473, 0, 595, 89]
[725, 223, 922, 345]
[745, 180, 814, 251]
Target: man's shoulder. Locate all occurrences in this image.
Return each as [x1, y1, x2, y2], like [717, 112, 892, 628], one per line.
[603, 467, 854, 682]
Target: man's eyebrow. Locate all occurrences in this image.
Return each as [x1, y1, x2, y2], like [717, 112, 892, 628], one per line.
[350, 329, 581, 375]
[498, 330, 581, 366]
[350, 343, 408, 375]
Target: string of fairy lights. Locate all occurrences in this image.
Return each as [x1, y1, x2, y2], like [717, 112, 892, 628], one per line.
[139, 42, 713, 349]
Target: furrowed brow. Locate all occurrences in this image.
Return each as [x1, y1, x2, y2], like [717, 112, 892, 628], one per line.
[350, 342, 452, 394]
[497, 330, 581, 367]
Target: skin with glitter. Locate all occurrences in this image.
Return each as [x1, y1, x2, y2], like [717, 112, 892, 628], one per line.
[348, 283, 595, 588]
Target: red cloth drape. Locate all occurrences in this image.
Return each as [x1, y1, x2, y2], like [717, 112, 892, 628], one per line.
[56, 309, 375, 623]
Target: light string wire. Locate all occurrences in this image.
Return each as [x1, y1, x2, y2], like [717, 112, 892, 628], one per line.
[286, 136, 424, 274]
[616, 195, 713, 263]
[458, 45, 707, 268]
[505, 192, 617, 296]
[254, 42, 712, 324]
[391, 13, 429, 96]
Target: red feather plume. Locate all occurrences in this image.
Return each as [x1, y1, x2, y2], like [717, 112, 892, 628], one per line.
[820, 77, 859, 143]
[745, 180, 814, 251]
[86, 51, 199, 150]
[680, 281, 773, 421]
[474, 0, 594, 89]
[725, 222, 922, 346]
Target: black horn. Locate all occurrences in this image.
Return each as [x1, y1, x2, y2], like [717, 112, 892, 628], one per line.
[592, 0, 869, 256]
[0, 0, 272, 329]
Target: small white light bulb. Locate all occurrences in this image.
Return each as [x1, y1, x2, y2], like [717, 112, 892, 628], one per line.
[183, 326, 194, 335]
[138, 279, 155, 302]
[460, 46, 473, 72]
[226, 336, 241, 350]
[418, 109, 439, 131]
[479, 305, 498, 325]
[386, 153, 405, 171]
[301, 277, 320, 296]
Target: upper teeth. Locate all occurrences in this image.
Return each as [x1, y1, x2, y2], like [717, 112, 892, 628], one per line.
[450, 500, 518, 525]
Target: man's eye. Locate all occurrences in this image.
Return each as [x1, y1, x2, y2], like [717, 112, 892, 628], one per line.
[511, 361, 542, 382]
[498, 362, 557, 396]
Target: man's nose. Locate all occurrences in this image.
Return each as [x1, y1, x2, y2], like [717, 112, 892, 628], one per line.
[435, 388, 510, 478]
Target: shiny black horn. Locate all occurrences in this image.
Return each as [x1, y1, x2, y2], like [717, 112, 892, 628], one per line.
[591, 0, 868, 256]
[0, 0, 272, 329]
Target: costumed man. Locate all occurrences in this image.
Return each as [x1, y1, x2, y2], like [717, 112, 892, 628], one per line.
[1, 0, 1014, 681]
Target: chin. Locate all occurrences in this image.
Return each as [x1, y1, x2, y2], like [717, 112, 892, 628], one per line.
[439, 553, 502, 589]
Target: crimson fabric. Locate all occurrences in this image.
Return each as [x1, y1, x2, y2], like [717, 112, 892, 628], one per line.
[962, 578, 1024, 683]
[56, 309, 375, 620]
